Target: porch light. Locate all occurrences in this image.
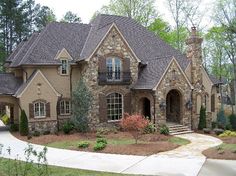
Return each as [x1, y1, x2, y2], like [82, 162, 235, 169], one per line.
[159, 101, 166, 111]
[186, 100, 192, 109]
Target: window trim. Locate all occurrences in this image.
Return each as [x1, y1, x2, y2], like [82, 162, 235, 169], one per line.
[106, 57, 122, 81]
[106, 93, 123, 122]
[60, 100, 71, 115]
[34, 101, 46, 118]
[60, 59, 69, 75]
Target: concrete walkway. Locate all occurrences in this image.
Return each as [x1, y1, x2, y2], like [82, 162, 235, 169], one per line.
[0, 131, 222, 176]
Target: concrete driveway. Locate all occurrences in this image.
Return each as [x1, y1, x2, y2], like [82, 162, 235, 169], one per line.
[0, 131, 226, 176]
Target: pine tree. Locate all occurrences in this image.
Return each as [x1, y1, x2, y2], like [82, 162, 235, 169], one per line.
[19, 110, 29, 136]
[198, 106, 206, 130]
[72, 79, 92, 132]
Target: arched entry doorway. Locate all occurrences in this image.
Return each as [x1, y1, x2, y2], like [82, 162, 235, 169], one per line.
[166, 89, 182, 123]
[0, 103, 15, 125]
[139, 97, 151, 120]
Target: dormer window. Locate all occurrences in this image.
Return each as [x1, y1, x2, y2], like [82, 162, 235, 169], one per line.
[106, 57, 121, 81]
[61, 59, 68, 75]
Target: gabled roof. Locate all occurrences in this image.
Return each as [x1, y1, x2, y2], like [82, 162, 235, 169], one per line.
[6, 14, 190, 90]
[0, 73, 22, 95]
[15, 70, 61, 98]
[8, 22, 91, 67]
[209, 74, 226, 85]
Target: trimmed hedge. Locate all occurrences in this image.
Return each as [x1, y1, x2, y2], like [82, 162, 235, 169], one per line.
[198, 106, 206, 130]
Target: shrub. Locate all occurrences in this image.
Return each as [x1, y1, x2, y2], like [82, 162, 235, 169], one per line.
[43, 130, 50, 135]
[203, 128, 211, 134]
[211, 121, 217, 129]
[229, 114, 236, 130]
[19, 110, 29, 136]
[62, 121, 74, 134]
[78, 141, 90, 148]
[216, 108, 226, 129]
[93, 142, 106, 151]
[214, 128, 224, 135]
[159, 124, 169, 135]
[219, 130, 236, 137]
[10, 124, 19, 132]
[96, 138, 107, 144]
[144, 122, 156, 134]
[120, 114, 149, 144]
[198, 106, 206, 130]
[1, 114, 10, 125]
[33, 130, 40, 137]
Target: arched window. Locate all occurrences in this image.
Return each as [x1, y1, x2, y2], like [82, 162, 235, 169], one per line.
[106, 57, 121, 81]
[106, 93, 122, 121]
[34, 101, 46, 118]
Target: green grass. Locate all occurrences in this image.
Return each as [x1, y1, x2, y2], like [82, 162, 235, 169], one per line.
[216, 143, 236, 151]
[168, 137, 190, 145]
[0, 157, 131, 176]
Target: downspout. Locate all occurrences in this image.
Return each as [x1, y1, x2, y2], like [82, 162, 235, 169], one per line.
[190, 88, 193, 130]
[152, 91, 156, 127]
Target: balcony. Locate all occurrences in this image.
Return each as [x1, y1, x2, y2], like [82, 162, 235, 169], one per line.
[98, 71, 131, 85]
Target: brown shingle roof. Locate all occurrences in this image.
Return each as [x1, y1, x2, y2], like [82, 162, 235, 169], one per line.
[0, 73, 22, 95]
[7, 14, 190, 90]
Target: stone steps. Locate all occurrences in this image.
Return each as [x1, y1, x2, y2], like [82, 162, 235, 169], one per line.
[167, 124, 193, 135]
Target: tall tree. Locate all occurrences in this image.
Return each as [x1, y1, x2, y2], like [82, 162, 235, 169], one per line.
[61, 11, 81, 23]
[166, 0, 204, 52]
[100, 0, 158, 27]
[214, 0, 236, 109]
[35, 6, 56, 31]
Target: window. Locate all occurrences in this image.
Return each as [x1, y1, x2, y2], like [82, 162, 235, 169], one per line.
[60, 100, 71, 115]
[106, 57, 121, 81]
[61, 59, 68, 75]
[34, 102, 46, 118]
[107, 93, 122, 121]
[211, 94, 215, 112]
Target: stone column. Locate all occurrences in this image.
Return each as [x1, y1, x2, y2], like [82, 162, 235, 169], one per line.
[186, 27, 203, 129]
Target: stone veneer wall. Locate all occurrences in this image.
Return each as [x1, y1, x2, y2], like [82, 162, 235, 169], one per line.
[155, 61, 192, 127]
[28, 120, 57, 134]
[81, 27, 139, 128]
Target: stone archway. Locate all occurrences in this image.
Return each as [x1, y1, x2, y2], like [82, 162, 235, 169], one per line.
[139, 97, 151, 120]
[0, 102, 15, 125]
[166, 89, 182, 123]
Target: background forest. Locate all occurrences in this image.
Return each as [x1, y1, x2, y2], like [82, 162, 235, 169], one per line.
[0, 0, 235, 104]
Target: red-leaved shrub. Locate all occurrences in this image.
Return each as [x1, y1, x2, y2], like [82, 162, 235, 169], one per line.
[120, 113, 149, 144]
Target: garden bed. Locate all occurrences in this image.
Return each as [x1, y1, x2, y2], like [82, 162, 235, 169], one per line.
[12, 131, 189, 156]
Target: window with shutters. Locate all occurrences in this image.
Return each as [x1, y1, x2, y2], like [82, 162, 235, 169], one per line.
[60, 100, 71, 115]
[34, 101, 46, 118]
[106, 93, 123, 121]
[106, 57, 121, 81]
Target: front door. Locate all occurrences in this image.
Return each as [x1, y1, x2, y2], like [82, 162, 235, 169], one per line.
[166, 89, 181, 123]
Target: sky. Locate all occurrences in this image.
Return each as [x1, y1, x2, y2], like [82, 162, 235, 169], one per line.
[35, 0, 214, 28]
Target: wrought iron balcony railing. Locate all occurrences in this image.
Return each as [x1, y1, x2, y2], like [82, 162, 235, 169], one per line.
[98, 71, 131, 85]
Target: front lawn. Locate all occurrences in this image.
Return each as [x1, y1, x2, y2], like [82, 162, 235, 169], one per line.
[202, 136, 236, 160]
[0, 157, 131, 176]
[12, 131, 190, 156]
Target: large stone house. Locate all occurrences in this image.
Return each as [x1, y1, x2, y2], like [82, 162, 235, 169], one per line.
[0, 14, 222, 133]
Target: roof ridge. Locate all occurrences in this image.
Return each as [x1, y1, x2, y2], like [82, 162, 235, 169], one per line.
[18, 26, 50, 66]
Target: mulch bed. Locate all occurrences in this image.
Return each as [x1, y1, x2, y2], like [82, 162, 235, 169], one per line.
[12, 131, 178, 156]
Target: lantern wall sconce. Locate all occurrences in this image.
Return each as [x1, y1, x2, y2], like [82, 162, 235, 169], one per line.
[159, 101, 166, 111]
[186, 99, 192, 109]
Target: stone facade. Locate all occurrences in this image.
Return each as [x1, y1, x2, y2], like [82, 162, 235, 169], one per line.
[154, 60, 192, 127]
[81, 27, 139, 128]
[28, 120, 57, 134]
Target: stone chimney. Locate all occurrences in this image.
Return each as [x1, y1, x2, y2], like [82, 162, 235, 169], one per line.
[186, 26, 203, 86]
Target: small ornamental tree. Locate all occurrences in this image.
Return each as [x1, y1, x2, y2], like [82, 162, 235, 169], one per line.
[72, 79, 92, 133]
[120, 113, 149, 144]
[198, 106, 206, 130]
[19, 110, 29, 136]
